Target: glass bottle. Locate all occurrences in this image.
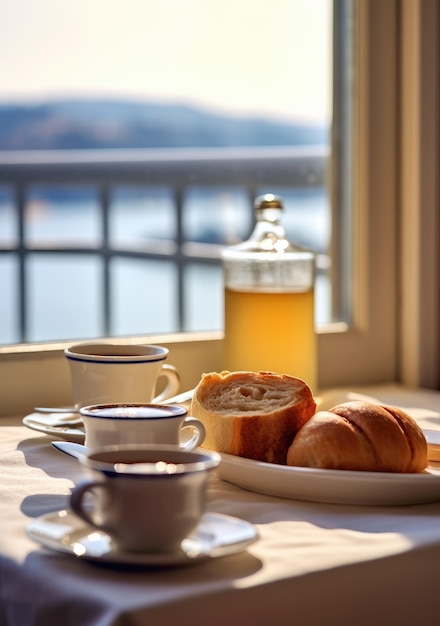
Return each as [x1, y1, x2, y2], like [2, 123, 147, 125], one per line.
[222, 193, 317, 392]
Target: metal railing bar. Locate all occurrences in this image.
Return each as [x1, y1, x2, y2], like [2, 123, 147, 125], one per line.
[0, 146, 328, 187]
[99, 184, 111, 336]
[16, 184, 26, 341]
[174, 186, 185, 330]
[0, 245, 221, 262]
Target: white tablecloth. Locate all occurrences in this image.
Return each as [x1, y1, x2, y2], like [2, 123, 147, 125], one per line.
[2, 384, 440, 626]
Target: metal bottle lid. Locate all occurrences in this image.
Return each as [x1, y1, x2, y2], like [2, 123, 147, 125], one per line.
[254, 193, 284, 212]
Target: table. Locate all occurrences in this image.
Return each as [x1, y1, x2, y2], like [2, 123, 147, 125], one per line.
[2, 384, 440, 626]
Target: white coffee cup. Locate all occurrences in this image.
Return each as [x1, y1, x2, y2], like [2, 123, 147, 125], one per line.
[70, 444, 221, 553]
[64, 343, 180, 409]
[79, 402, 206, 450]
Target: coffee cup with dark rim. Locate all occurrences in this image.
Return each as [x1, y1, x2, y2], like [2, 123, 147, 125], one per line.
[79, 402, 206, 450]
[64, 343, 180, 408]
[70, 444, 221, 553]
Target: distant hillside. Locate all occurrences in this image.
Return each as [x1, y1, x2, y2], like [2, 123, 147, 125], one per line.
[0, 99, 328, 151]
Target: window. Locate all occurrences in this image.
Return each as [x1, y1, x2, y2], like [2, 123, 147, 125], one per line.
[0, 0, 332, 343]
[1, 0, 439, 418]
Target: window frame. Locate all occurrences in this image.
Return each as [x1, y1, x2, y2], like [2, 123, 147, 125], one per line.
[320, 0, 400, 387]
[398, 0, 440, 388]
[1, 0, 438, 417]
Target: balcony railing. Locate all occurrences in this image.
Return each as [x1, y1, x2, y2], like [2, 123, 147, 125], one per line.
[0, 145, 329, 344]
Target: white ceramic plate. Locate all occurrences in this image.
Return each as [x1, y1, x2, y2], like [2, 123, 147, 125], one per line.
[424, 429, 440, 462]
[23, 413, 86, 443]
[27, 509, 258, 566]
[218, 451, 440, 506]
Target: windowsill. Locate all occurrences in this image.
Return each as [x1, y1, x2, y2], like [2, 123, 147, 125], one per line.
[0, 331, 223, 418]
[0, 321, 402, 418]
[0, 322, 349, 356]
[0, 330, 223, 356]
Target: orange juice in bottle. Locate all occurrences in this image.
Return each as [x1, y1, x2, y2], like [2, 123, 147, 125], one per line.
[222, 194, 317, 392]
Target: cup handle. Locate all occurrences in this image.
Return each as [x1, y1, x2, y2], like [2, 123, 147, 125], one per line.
[179, 417, 206, 451]
[70, 480, 109, 530]
[152, 364, 180, 403]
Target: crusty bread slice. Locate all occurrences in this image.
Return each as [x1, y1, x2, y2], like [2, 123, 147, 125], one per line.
[287, 400, 428, 472]
[191, 370, 316, 464]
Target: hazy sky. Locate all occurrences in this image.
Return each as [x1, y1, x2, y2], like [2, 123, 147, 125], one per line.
[1, 0, 332, 123]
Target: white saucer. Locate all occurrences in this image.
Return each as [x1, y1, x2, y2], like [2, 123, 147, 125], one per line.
[26, 509, 258, 566]
[23, 413, 86, 443]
